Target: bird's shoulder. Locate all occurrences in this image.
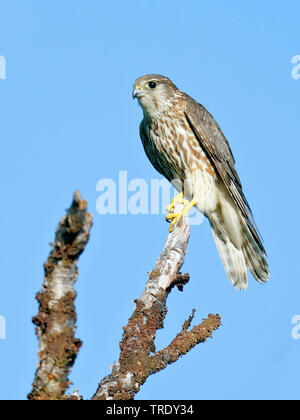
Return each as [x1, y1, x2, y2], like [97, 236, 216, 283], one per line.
[182, 93, 236, 166]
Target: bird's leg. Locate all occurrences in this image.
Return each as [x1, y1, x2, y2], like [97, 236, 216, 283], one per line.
[166, 192, 189, 214]
[166, 199, 196, 233]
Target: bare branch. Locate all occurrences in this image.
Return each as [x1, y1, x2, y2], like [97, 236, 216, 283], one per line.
[92, 205, 221, 400]
[28, 191, 93, 401]
[29, 194, 220, 401]
[148, 312, 221, 374]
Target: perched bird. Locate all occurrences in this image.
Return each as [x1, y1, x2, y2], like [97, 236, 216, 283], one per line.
[133, 74, 269, 290]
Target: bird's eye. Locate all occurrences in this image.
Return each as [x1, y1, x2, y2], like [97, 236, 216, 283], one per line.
[148, 81, 157, 89]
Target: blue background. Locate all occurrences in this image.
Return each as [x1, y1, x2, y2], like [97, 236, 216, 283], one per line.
[0, 0, 299, 400]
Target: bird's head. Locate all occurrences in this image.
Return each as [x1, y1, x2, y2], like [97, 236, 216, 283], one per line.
[133, 74, 178, 115]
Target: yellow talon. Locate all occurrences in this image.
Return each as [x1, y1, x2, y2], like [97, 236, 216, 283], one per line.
[166, 200, 197, 233]
[166, 192, 189, 213]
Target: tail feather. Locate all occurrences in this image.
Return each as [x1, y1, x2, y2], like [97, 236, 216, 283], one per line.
[210, 213, 270, 290]
[241, 222, 269, 284]
[212, 229, 248, 290]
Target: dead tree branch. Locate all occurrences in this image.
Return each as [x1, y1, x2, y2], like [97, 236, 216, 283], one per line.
[92, 205, 221, 400]
[28, 191, 93, 400]
[29, 194, 220, 400]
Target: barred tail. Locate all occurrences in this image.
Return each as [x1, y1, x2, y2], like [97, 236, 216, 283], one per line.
[210, 214, 270, 290]
[241, 220, 270, 284]
[211, 228, 248, 290]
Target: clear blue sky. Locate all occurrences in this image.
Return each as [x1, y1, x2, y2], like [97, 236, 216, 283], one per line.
[0, 1, 299, 400]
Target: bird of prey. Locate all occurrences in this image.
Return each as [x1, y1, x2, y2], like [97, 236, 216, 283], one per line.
[133, 74, 269, 290]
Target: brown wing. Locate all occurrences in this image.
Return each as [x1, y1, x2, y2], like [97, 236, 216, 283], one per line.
[184, 95, 265, 253]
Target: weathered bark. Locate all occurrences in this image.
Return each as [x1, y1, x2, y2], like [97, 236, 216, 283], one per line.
[92, 205, 221, 400]
[28, 191, 93, 400]
[29, 194, 221, 401]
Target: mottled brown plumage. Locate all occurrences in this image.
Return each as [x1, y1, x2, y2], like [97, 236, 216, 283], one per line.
[133, 74, 269, 289]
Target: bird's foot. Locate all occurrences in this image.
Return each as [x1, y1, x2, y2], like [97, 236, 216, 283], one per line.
[166, 200, 196, 232]
[166, 192, 189, 214]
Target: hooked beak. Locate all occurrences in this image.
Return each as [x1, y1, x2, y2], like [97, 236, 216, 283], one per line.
[132, 88, 143, 99]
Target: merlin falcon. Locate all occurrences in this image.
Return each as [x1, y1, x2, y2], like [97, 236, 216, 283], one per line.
[133, 74, 269, 290]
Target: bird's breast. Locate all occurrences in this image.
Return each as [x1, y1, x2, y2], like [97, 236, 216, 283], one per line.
[149, 114, 216, 181]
